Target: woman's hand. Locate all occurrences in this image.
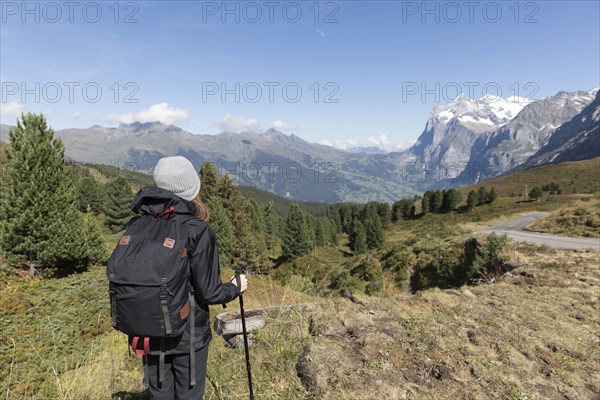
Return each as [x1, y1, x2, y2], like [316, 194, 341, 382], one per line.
[231, 274, 248, 293]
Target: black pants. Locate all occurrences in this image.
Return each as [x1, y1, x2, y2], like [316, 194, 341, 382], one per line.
[145, 345, 209, 400]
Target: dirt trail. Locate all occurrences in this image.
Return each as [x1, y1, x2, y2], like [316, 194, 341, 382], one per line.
[480, 211, 600, 250]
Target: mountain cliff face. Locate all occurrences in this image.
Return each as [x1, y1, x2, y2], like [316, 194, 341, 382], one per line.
[414, 89, 599, 187]
[410, 94, 532, 181]
[524, 90, 600, 166]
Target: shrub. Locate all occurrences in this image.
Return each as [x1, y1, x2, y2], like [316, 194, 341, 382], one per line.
[350, 256, 383, 282]
[410, 244, 463, 291]
[409, 234, 510, 291]
[330, 270, 361, 294]
[365, 279, 383, 295]
[461, 234, 510, 283]
[382, 246, 416, 282]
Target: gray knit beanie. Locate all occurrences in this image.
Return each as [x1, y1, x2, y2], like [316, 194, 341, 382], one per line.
[153, 156, 201, 201]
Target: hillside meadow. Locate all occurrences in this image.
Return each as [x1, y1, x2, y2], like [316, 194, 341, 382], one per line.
[460, 157, 600, 198]
[1, 155, 598, 399]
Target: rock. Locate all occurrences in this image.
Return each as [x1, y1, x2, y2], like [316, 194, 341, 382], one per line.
[214, 303, 313, 337]
[341, 290, 365, 305]
[501, 262, 521, 272]
[546, 342, 558, 352]
[223, 333, 254, 349]
[214, 313, 266, 336]
[467, 330, 479, 345]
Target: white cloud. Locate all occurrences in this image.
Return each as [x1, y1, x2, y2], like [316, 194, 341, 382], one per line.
[72, 110, 82, 119]
[215, 114, 299, 134]
[106, 103, 189, 125]
[268, 120, 299, 131]
[218, 113, 260, 132]
[0, 102, 25, 118]
[321, 134, 416, 153]
[316, 29, 326, 38]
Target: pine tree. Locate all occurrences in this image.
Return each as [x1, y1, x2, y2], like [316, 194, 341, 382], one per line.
[217, 174, 268, 271]
[348, 219, 367, 254]
[392, 200, 412, 221]
[329, 209, 342, 233]
[0, 113, 102, 273]
[478, 187, 488, 205]
[466, 190, 479, 211]
[441, 191, 449, 212]
[81, 208, 109, 266]
[206, 196, 236, 266]
[377, 203, 391, 226]
[323, 218, 335, 245]
[199, 161, 219, 202]
[282, 204, 313, 259]
[263, 203, 279, 254]
[338, 204, 357, 234]
[104, 176, 134, 233]
[529, 186, 543, 201]
[245, 199, 266, 235]
[76, 176, 106, 214]
[304, 214, 316, 249]
[360, 202, 378, 221]
[430, 190, 443, 213]
[330, 219, 339, 246]
[314, 218, 327, 246]
[486, 188, 497, 204]
[442, 189, 462, 212]
[364, 214, 384, 249]
[421, 191, 431, 215]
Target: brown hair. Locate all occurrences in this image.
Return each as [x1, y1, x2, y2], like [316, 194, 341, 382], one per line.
[190, 195, 211, 221]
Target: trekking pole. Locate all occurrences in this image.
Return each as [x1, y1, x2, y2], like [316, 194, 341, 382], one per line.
[235, 267, 254, 400]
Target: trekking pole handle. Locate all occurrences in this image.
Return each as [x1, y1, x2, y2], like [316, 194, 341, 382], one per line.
[235, 268, 243, 294]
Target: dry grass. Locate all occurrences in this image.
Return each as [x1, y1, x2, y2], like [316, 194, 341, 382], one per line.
[205, 307, 311, 400]
[57, 309, 313, 400]
[298, 244, 600, 400]
[59, 332, 146, 399]
[45, 272, 315, 400]
[527, 197, 600, 238]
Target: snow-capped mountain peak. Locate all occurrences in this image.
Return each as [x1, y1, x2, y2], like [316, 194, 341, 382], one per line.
[430, 94, 531, 130]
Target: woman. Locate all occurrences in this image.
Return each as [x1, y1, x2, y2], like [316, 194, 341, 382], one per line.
[130, 156, 248, 399]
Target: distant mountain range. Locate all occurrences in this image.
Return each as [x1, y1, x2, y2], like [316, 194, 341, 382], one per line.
[1, 88, 598, 203]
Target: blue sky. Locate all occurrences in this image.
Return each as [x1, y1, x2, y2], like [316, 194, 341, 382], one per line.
[1, 1, 599, 150]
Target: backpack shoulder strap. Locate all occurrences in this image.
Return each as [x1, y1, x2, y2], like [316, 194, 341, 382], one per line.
[189, 289, 196, 386]
[172, 213, 198, 386]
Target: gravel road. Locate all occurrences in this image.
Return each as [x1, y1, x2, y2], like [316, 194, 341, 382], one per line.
[480, 211, 600, 250]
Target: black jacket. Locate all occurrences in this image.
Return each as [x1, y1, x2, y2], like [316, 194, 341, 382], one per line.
[127, 186, 240, 354]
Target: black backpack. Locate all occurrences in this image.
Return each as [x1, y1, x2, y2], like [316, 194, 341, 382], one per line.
[107, 207, 198, 385]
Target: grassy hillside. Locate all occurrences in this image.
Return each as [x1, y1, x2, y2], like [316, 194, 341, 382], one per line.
[0, 259, 314, 399]
[459, 157, 600, 197]
[299, 243, 599, 399]
[4, 197, 598, 399]
[527, 196, 600, 238]
[276, 187, 600, 399]
[2, 154, 599, 399]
